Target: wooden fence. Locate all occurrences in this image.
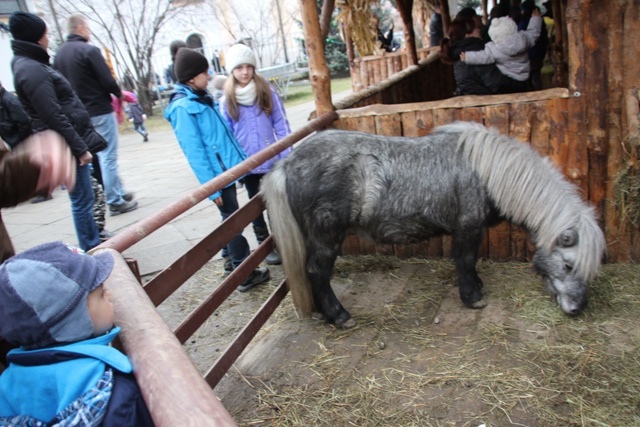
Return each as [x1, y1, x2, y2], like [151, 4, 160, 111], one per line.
[351, 47, 438, 91]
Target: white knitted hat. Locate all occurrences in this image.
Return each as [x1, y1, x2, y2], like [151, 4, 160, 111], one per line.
[225, 44, 257, 71]
[488, 16, 517, 44]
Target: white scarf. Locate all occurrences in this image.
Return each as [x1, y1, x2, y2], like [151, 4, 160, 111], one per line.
[235, 80, 257, 106]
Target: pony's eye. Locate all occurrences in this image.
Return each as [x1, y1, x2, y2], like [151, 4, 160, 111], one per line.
[564, 263, 573, 272]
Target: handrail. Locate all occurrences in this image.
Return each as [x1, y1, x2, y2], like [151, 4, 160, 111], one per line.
[101, 248, 237, 426]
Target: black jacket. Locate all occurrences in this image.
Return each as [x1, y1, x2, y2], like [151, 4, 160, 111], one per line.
[54, 34, 122, 117]
[0, 86, 32, 148]
[451, 37, 504, 95]
[11, 40, 106, 159]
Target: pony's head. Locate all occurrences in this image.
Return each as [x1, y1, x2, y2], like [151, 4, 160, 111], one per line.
[532, 213, 605, 315]
[533, 228, 587, 314]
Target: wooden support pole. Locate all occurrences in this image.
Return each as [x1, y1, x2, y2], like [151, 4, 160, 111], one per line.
[441, 0, 452, 38]
[396, 0, 419, 65]
[299, 0, 334, 115]
[101, 249, 237, 427]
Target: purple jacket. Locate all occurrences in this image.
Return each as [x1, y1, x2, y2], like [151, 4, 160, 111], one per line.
[219, 87, 292, 175]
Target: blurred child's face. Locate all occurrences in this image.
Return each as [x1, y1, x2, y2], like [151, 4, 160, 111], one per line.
[232, 64, 254, 87]
[189, 70, 211, 91]
[87, 284, 114, 336]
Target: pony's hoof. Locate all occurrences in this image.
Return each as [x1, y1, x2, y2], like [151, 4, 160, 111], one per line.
[312, 312, 326, 321]
[471, 299, 488, 309]
[337, 317, 357, 328]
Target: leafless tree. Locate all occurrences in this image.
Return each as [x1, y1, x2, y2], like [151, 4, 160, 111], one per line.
[47, 0, 190, 113]
[204, 0, 287, 67]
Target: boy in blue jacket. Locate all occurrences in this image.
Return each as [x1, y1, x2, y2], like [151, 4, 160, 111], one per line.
[164, 47, 270, 292]
[0, 241, 153, 426]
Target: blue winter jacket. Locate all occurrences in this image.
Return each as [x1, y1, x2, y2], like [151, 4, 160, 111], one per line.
[219, 86, 292, 175]
[164, 84, 247, 200]
[0, 327, 153, 426]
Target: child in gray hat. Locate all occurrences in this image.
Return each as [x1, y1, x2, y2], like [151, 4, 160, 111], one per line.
[0, 241, 153, 426]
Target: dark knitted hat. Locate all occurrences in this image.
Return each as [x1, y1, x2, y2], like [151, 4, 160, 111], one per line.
[174, 48, 209, 83]
[9, 11, 47, 43]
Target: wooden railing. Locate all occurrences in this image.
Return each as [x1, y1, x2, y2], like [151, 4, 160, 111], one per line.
[96, 111, 338, 424]
[351, 46, 438, 91]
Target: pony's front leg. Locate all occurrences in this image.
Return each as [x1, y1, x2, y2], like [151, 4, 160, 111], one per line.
[306, 247, 355, 328]
[452, 229, 487, 309]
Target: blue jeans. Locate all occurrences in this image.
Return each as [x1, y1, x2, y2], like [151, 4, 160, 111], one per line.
[69, 163, 101, 251]
[217, 185, 250, 269]
[133, 122, 147, 136]
[91, 113, 128, 206]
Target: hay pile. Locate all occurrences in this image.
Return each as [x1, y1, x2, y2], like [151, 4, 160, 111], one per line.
[219, 256, 640, 426]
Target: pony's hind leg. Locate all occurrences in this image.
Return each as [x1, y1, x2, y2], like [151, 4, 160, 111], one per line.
[306, 239, 355, 328]
[452, 228, 487, 309]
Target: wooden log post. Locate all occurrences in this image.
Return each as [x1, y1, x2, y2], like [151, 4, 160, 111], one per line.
[100, 249, 237, 427]
[299, 0, 333, 115]
[396, 0, 419, 65]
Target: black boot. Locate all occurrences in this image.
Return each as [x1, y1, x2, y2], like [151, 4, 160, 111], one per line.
[254, 226, 282, 265]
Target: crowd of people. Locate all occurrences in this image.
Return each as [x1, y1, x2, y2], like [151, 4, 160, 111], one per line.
[439, 0, 550, 96]
[0, 7, 295, 423]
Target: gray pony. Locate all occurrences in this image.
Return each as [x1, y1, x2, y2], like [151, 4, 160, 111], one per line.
[261, 122, 606, 328]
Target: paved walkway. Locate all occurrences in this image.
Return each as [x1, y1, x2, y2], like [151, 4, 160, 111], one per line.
[3, 89, 352, 277]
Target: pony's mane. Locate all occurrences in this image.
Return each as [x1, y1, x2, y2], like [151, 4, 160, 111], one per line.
[433, 122, 605, 281]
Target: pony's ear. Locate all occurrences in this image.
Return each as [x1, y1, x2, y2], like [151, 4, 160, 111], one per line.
[557, 229, 578, 247]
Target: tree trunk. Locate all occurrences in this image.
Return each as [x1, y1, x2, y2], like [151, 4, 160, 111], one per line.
[299, 0, 333, 115]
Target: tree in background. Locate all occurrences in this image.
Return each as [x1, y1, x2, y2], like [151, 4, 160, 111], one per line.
[319, 1, 349, 75]
[205, 0, 294, 67]
[458, 0, 481, 11]
[46, 0, 189, 114]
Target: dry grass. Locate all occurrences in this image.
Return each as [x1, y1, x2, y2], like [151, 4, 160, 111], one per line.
[218, 256, 640, 426]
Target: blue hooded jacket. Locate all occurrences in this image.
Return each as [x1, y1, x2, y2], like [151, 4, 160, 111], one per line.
[164, 84, 247, 200]
[0, 327, 153, 426]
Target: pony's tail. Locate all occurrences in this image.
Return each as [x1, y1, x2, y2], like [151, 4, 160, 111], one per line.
[260, 166, 315, 316]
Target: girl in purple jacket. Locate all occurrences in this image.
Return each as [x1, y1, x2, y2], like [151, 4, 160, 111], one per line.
[220, 43, 292, 266]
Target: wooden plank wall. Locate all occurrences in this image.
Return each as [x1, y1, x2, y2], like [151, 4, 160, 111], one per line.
[352, 47, 437, 91]
[331, 89, 593, 262]
[345, 59, 456, 110]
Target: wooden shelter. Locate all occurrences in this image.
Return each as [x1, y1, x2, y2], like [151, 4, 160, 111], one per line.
[300, 0, 640, 263]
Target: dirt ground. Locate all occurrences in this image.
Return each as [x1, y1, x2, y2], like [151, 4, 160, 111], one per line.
[154, 256, 640, 427]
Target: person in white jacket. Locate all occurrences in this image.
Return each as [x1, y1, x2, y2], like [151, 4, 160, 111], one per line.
[461, 8, 542, 89]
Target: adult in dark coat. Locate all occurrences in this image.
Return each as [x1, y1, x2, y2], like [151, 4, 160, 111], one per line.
[429, 2, 444, 47]
[518, 0, 549, 90]
[166, 40, 187, 84]
[55, 14, 138, 216]
[0, 81, 32, 148]
[9, 11, 103, 251]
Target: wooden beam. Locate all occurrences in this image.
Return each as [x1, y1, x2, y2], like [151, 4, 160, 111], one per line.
[299, 0, 334, 115]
